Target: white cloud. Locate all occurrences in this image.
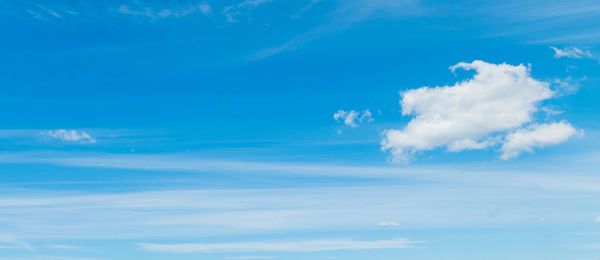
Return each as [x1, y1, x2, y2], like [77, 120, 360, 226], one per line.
[381, 60, 578, 162]
[550, 46, 593, 59]
[501, 122, 581, 160]
[136, 238, 417, 253]
[334, 110, 373, 127]
[595, 216, 600, 222]
[377, 221, 399, 227]
[42, 129, 96, 144]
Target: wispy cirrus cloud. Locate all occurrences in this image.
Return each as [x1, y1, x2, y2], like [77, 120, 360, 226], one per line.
[550, 46, 594, 59]
[377, 221, 399, 227]
[0, 158, 600, 247]
[118, 2, 211, 19]
[248, 0, 600, 61]
[1, 1, 212, 22]
[136, 238, 418, 253]
[222, 0, 272, 22]
[226, 256, 274, 259]
[247, 0, 425, 60]
[0, 256, 97, 260]
[441, 0, 600, 44]
[0, 235, 35, 251]
[2, 151, 600, 192]
[44, 244, 83, 249]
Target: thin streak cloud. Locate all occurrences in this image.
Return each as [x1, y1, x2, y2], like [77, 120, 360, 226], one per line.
[136, 238, 418, 253]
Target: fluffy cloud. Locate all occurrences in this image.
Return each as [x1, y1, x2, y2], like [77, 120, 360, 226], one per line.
[501, 122, 581, 159]
[136, 238, 416, 253]
[42, 129, 96, 144]
[550, 46, 593, 59]
[334, 110, 373, 127]
[381, 60, 579, 162]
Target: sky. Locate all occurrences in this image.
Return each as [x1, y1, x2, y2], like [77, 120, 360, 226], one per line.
[0, 0, 600, 259]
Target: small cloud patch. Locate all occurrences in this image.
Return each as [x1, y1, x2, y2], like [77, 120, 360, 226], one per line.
[41, 129, 96, 144]
[550, 46, 593, 59]
[334, 110, 373, 128]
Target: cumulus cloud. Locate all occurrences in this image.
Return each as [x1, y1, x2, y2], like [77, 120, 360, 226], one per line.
[334, 110, 373, 127]
[42, 129, 96, 144]
[501, 122, 581, 160]
[550, 46, 593, 59]
[136, 238, 417, 253]
[381, 60, 579, 162]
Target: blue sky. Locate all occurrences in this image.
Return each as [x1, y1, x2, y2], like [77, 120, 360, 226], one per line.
[0, 0, 600, 259]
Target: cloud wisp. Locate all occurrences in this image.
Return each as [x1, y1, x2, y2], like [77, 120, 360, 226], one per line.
[377, 221, 399, 227]
[1, 180, 599, 244]
[118, 2, 211, 19]
[226, 256, 274, 259]
[44, 244, 82, 249]
[247, 0, 425, 60]
[222, 0, 272, 23]
[136, 238, 418, 253]
[4, 151, 600, 193]
[0, 235, 35, 251]
[550, 46, 594, 59]
[4, 1, 213, 22]
[381, 60, 580, 162]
